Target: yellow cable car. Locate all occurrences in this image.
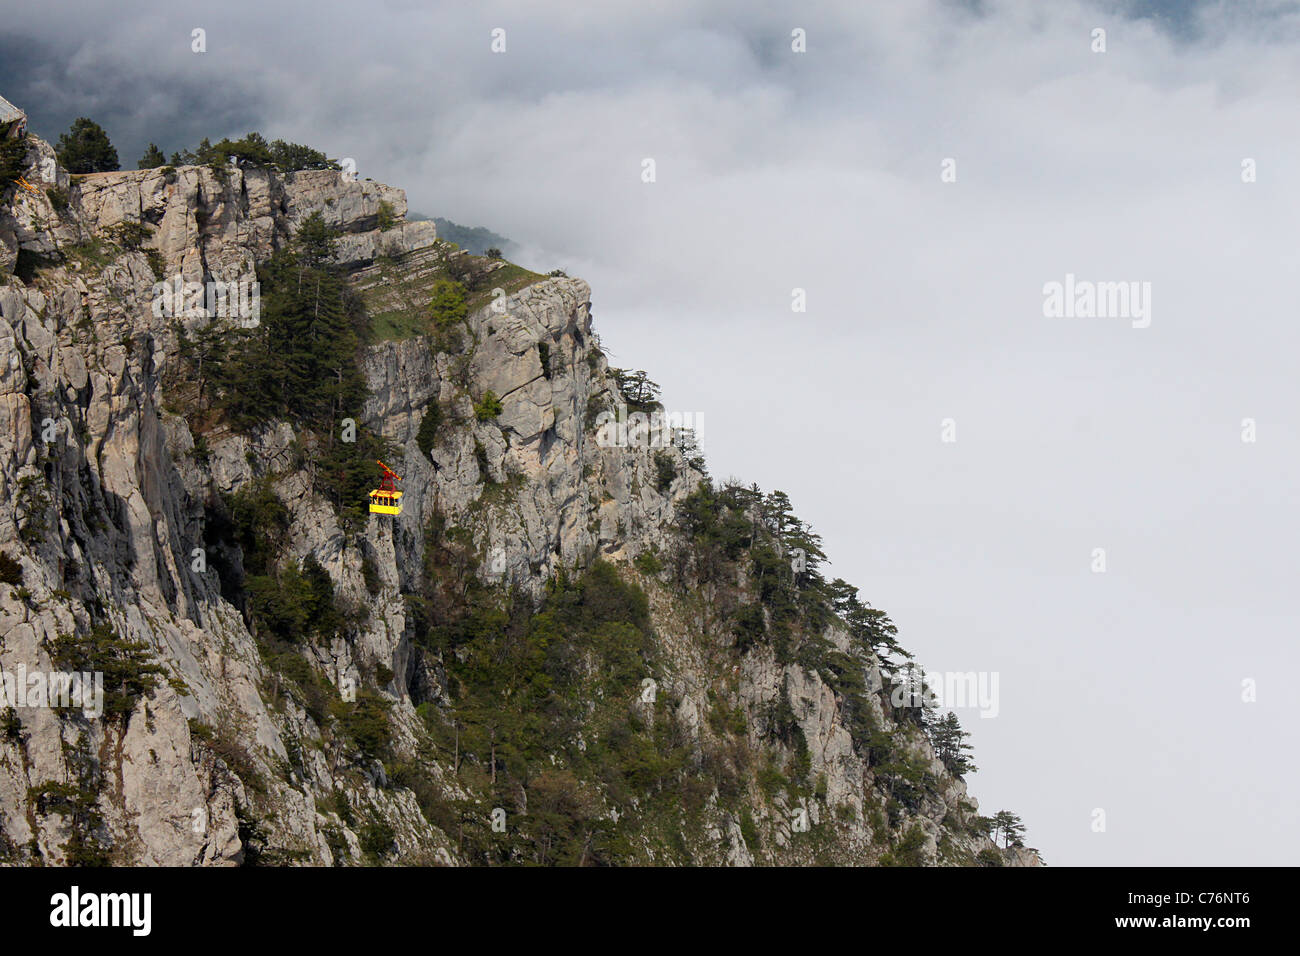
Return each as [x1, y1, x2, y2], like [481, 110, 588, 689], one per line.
[369, 460, 404, 516]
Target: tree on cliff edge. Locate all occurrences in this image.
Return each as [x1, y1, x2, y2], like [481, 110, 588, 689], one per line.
[56, 117, 119, 173]
[990, 810, 1026, 848]
[138, 143, 166, 169]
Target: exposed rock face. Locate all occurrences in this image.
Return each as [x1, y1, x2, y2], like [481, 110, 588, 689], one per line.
[0, 124, 1033, 867]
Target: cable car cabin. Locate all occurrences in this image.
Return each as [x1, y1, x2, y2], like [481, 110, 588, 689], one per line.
[369, 460, 404, 516]
[368, 489, 403, 515]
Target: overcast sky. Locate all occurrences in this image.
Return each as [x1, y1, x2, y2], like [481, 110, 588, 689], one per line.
[3, 0, 1298, 866]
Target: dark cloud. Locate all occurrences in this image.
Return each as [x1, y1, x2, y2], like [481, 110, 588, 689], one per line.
[0, 28, 265, 163]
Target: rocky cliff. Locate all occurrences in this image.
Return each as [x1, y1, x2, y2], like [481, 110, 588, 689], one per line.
[0, 120, 1037, 867]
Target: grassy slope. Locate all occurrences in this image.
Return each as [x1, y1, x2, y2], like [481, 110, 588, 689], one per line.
[360, 245, 545, 342]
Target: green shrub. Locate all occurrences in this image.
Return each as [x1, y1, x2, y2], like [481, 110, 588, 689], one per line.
[471, 440, 493, 484]
[105, 221, 152, 250]
[45, 187, 70, 213]
[739, 808, 759, 851]
[144, 249, 165, 279]
[13, 249, 44, 282]
[732, 603, 766, 651]
[361, 554, 381, 596]
[756, 760, 787, 798]
[0, 551, 21, 585]
[360, 818, 395, 859]
[883, 824, 929, 866]
[333, 692, 393, 761]
[325, 789, 356, 826]
[584, 393, 608, 432]
[204, 720, 266, 793]
[246, 571, 310, 641]
[633, 551, 662, 576]
[228, 479, 289, 576]
[653, 450, 676, 493]
[473, 390, 503, 422]
[429, 279, 467, 330]
[707, 700, 748, 737]
[15, 475, 51, 545]
[247, 557, 337, 644]
[416, 402, 442, 456]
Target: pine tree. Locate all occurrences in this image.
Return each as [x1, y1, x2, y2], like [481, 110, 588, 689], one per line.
[828, 578, 910, 671]
[675, 428, 706, 474]
[990, 810, 1026, 848]
[207, 210, 364, 427]
[761, 490, 796, 538]
[213, 132, 273, 167]
[609, 368, 661, 409]
[138, 143, 166, 169]
[269, 139, 337, 172]
[56, 118, 119, 173]
[0, 134, 29, 190]
[174, 320, 227, 404]
[927, 711, 978, 777]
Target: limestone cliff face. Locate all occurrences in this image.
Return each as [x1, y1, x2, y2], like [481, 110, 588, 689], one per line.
[0, 125, 1036, 867]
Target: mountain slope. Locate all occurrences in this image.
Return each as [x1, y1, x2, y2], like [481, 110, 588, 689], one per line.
[0, 119, 1038, 866]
